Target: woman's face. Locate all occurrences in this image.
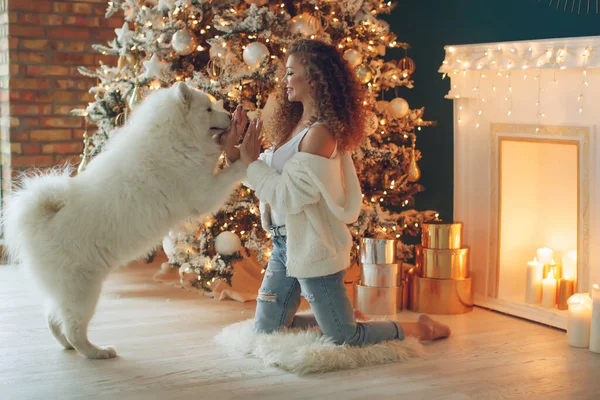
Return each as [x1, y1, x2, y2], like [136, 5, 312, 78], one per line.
[282, 54, 312, 103]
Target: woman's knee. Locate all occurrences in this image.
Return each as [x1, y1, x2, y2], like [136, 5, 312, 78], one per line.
[253, 312, 283, 334]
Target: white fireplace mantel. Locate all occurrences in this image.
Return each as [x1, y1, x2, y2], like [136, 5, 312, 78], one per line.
[440, 36, 600, 329]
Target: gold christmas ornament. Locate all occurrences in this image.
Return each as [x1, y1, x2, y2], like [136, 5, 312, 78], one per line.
[343, 49, 362, 68]
[172, 28, 198, 55]
[408, 141, 421, 182]
[207, 57, 224, 78]
[374, 100, 389, 114]
[398, 56, 416, 77]
[389, 97, 409, 119]
[115, 111, 127, 126]
[289, 13, 322, 37]
[77, 122, 91, 174]
[355, 64, 372, 84]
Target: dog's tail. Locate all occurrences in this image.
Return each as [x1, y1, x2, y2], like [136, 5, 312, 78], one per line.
[2, 166, 74, 265]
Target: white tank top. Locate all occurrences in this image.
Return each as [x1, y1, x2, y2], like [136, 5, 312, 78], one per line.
[268, 122, 337, 226]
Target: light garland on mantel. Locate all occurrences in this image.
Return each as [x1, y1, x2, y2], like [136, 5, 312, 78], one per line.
[439, 36, 600, 73]
[439, 36, 600, 129]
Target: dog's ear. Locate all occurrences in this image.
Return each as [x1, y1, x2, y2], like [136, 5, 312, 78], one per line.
[173, 82, 192, 111]
[213, 99, 226, 113]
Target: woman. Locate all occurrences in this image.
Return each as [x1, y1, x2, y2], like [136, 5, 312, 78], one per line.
[221, 39, 450, 346]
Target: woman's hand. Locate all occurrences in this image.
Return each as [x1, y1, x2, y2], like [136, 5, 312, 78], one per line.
[240, 118, 263, 167]
[220, 105, 248, 162]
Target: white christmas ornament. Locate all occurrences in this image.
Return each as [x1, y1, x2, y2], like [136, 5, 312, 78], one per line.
[243, 42, 269, 68]
[389, 97, 410, 119]
[343, 49, 362, 69]
[215, 231, 242, 256]
[289, 13, 322, 37]
[209, 43, 227, 59]
[115, 22, 134, 44]
[172, 28, 198, 56]
[143, 54, 169, 80]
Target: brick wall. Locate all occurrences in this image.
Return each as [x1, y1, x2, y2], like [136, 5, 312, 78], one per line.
[0, 0, 9, 208]
[4, 0, 121, 190]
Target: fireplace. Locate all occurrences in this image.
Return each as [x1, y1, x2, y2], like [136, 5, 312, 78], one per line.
[439, 36, 600, 329]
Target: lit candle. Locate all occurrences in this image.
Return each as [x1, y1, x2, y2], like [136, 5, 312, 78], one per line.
[541, 269, 557, 308]
[562, 250, 577, 280]
[525, 258, 543, 304]
[543, 259, 561, 281]
[537, 247, 553, 265]
[567, 293, 592, 348]
[590, 284, 600, 353]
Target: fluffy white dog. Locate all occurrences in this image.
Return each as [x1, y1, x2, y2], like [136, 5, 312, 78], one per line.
[2, 82, 247, 359]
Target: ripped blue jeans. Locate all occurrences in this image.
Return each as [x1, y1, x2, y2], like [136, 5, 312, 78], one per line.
[253, 235, 404, 346]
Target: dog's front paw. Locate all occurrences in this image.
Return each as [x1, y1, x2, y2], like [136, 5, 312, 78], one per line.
[86, 346, 118, 360]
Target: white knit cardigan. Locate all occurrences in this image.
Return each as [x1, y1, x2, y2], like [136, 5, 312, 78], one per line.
[244, 151, 362, 278]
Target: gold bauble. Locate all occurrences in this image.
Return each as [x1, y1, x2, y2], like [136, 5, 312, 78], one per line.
[115, 111, 127, 126]
[374, 100, 389, 114]
[408, 147, 421, 182]
[398, 56, 416, 77]
[389, 97, 410, 119]
[207, 57, 224, 78]
[289, 13, 322, 37]
[355, 64, 372, 84]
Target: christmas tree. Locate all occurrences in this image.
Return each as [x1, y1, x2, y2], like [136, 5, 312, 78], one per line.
[73, 0, 438, 291]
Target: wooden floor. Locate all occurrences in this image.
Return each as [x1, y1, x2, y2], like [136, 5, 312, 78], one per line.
[1, 259, 599, 400]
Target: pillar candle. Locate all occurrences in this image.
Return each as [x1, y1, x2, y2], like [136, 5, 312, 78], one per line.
[537, 247, 553, 265]
[562, 250, 577, 280]
[541, 269, 557, 308]
[525, 258, 543, 304]
[590, 284, 600, 353]
[543, 260, 561, 281]
[567, 293, 592, 348]
[557, 278, 575, 310]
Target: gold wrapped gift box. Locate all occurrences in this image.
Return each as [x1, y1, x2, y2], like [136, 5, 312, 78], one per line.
[408, 222, 473, 315]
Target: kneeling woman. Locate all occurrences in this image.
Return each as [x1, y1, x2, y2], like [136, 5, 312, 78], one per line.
[222, 39, 451, 346]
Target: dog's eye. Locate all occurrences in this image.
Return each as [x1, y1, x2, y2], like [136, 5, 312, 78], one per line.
[207, 108, 212, 112]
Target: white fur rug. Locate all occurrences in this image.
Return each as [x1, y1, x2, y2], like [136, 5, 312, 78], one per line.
[214, 318, 424, 375]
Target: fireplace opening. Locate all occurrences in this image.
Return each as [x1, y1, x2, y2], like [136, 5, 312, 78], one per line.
[498, 138, 579, 307]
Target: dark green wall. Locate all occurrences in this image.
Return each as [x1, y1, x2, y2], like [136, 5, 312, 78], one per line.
[385, 0, 600, 222]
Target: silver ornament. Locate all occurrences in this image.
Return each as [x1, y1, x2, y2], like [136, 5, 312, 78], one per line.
[172, 28, 198, 56]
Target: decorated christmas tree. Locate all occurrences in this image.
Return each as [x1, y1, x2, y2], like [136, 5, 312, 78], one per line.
[72, 0, 438, 291]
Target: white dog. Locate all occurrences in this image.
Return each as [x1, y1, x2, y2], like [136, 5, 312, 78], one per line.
[2, 82, 247, 359]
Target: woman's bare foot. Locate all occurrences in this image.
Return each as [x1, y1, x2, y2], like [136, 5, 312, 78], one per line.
[353, 309, 370, 321]
[417, 314, 451, 340]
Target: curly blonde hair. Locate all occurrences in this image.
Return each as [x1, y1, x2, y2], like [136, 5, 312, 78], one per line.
[264, 39, 368, 152]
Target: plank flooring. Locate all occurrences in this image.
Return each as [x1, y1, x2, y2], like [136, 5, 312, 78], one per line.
[1, 258, 599, 400]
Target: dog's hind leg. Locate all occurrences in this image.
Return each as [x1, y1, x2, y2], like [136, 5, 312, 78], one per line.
[46, 308, 74, 350]
[60, 279, 117, 359]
